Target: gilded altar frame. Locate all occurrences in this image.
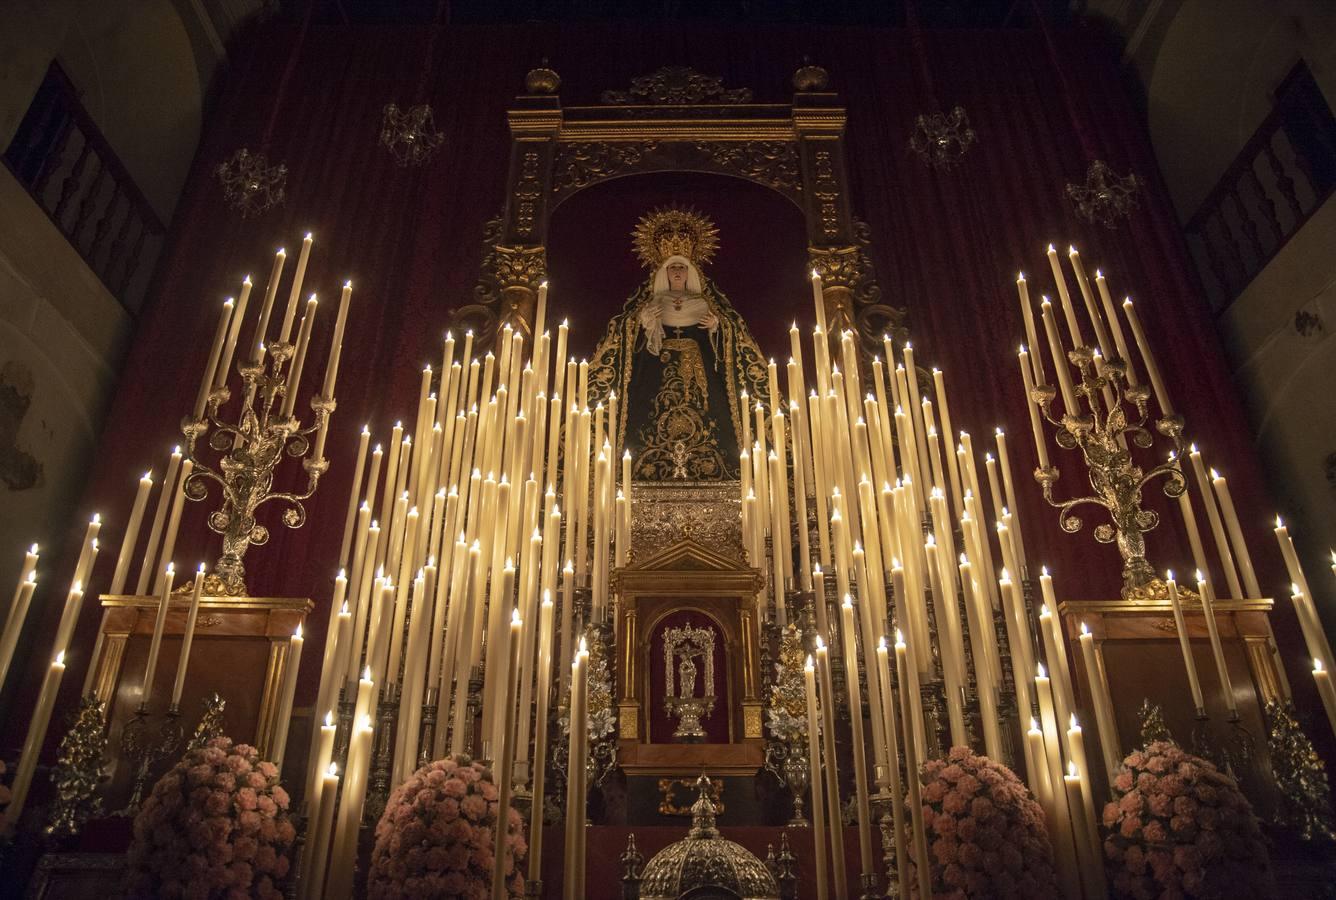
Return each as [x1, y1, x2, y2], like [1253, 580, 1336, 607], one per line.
[457, 64, 902, 357]
[610, 537, 766, 760]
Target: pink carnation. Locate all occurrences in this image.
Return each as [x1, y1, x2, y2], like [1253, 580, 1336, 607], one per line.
[368, 756, 526, 899]
[127, 737, 294, 898]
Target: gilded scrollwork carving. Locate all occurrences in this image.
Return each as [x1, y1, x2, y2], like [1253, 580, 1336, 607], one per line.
[692, 141, 801, 194]
[553, 141, 660, 196]
[809, 219, 907, 359]
[601, 67, 753, 105]
[629, 482, 745, 565]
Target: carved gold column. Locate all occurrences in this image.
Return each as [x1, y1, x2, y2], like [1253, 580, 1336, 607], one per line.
[808, 245, 861, 336]
[492, 244, 547, 343]
[618, 596, 641, 740]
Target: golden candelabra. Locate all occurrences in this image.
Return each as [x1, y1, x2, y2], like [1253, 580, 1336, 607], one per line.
[1032, 344, 1186, 597]
[182, 341, 333, 596]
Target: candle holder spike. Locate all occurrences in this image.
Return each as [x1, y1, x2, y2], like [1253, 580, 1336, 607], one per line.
[117, 703, 184, 816]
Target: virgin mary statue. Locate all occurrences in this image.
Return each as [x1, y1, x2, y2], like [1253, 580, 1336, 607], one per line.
[589, 208, 769, 481]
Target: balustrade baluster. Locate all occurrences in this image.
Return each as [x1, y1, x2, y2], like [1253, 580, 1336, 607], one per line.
[1213, 202, 1248, 293]
[1197, 212, 1234, 299]
[1230, 185, 1264, 270]
[107, 199, 135, 291]
[118, 222, 148, 301]
[52, 132, 91, 229]
[1243, 163, 1281, 248]
[1263, 140, 1303, 222]
[90, 185, 122, 269]
[74, 159, 107, 254]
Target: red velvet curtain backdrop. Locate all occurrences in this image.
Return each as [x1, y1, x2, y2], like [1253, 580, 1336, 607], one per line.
[7, 21, 1301, 750]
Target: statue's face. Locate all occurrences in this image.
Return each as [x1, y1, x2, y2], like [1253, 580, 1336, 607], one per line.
[666, 262, 688, 291]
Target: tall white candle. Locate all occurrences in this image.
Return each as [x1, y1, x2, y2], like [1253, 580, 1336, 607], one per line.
[895, 631, 933, 900]
[281, 296, 318, 418]
[137, 447, 181, 596]
[0, 572, 36, 691]
[215, 276, 252, 392]
[194, 298, 234, 419]
[251, 248, 286, 361]
[803, 655, 831, 900]
[140, 564, 174, 709]
[321, 281, 353, 399]
[1210, 468, 1260, 598]
[4, 651, 65, 827]
[153, 460, 193, 595]
[1040, 298, 1077, 413]
[1196, 572, 1237, 717]
[1167, 571, 1205, 714]
[1047, 243, 1085, 349]
[564, 640, 589, 899]
[1188, 447, 1243, 598]
[278, 232, 312, 346]
[110, 471, 154, 595]
[1313, 659, 1336, 740]
[170, 564, 206, 707]
[814, 639, 848, 899]
[1016, 272, 1045, 384]
[490, 609, 523, 900]
[1078, 622, 1121, 781]
[1018, 348, 1051, 470]
[1121, 298, 1173, 414]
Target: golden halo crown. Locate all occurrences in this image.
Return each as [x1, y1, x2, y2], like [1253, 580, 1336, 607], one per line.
[632, 206, 720, 270]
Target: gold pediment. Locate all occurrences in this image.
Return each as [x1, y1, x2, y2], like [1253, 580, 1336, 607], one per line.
[626, 538, 750, 574]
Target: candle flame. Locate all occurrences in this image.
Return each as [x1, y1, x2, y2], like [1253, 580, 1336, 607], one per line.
[895, 628, 905, 645]
[1017, 272, 1025, 282]
[340, 601, 349, 615]
[1166, 569, 1174, 582]
[511, 607, 522, 626]
[815, 635, 826, 650]
[1019, 344, 1027, 355]
[1317, 659, 1326, 673]
[578, 636, 588, 654]
[1070, 713, 1080, 729]
[1276, 515, 1284, 528]
[926, 533, 936, 547]
[325, 711, 334, 727]
[811, 268, 819, 279]
[30, 543, 38, 554]
[1195, 569, 1206, 584]
[1040, 604, 1050, 616]
[1037, 661, 1047, 678]
[363, 666, 372, 681]
[805, 654, 815, 670]
[1031, 717, 1040, 731]
[328, 762, 339, 776]
[959, 553, 968, 565]
[1069, 760, 1078, 778]
[25, 572, 35, 584]
[55, 650, 65, 665]
[1293, 582, 1302, 596]
[842, 593, 853, 609]
[294, 623, 302, 639]
[1080, 621, 1090, 635]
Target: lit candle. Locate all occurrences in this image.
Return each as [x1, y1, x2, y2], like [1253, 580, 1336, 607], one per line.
[194, 297, 234, 419]
[251, 247, 286, 361]
[490, 608, 524, 900]
[1196, 571, 1237, 717]
[527, 591, 556, 884]
[1024, 716, 1052, 815]
[1313, 659, 1336, 739]
[0, 572, 36, 690]
[1171, 453, 1211, 579]
[1066, 716, 1106, 890]
[1121, 297, 1173, 414]
[1274, 516, 1315, 609]
[811, 269, 827, 334]
[1064, 759, 1104, 900]
[278, 232, 312, 346]
[215, 276, 252, 392]
[170, 564, 206, 707]
[874, 641, 909, 899]
[1035, 662, 1081, 899]
[1166, 571, 1206, 714]
[839, 595, 875, 876]
[326, 712, 373, 899]
[303, 710, 337, 855]
[1018, 347, 1051, 469]
[4, 650, 66, 827]
[1068, 245, 1112, 357]
[1047, 243, 1085, 348]
[1188, 448, 1242, 598]
[564, 640, 590, 899]
[895, 630, 933, 900]
[1077, 622, 1121, 780]
[280, 295, 318, 418]
[70, 514, 102, 595]
[312, 573, 350, 750]
[154, 459, 194, 595]
[1040, 297, 1077, 413]
[1093, 269, 1137, 382]
[303, 761, 339, 897]
[1016, 272, 1045, 384]
[270, 623, 304, 768]
[110, 471, 154, 594]
[814, 639, 848, 899]
[802, 655, 831, 900]
[1036, 602, 1074, 755]
[140, 563, 174, 709]
[1289, 583, 1333, 675]
[137, 446, 181, 595]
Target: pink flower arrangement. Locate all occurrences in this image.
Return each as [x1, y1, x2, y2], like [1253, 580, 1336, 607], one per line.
[1102, 740, 1274, 899]
[908, 746, 1057, 898]
[126, 737, 295, 899]
[368, 755, 526, 899]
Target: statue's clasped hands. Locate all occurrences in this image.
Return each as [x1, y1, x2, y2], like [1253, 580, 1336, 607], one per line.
[698, 310, 719, 330]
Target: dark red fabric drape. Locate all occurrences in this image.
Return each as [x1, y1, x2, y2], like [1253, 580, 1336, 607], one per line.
[8, 22, 1303, 750]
